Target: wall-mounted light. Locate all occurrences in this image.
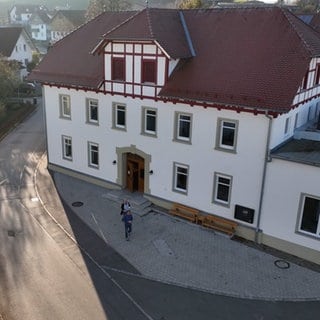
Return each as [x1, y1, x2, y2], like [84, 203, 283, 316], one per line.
[112, 160, 117, 165]
[149, 170, 153, 174]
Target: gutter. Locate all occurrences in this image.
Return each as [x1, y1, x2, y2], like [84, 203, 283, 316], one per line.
[255, 111, 273, 243]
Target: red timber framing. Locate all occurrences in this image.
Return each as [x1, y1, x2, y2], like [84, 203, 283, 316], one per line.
[103, 41, 167, 99]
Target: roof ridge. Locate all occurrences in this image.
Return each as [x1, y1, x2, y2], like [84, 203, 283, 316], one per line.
[102, 9, 144, 38]
[282, 7, 319, 57]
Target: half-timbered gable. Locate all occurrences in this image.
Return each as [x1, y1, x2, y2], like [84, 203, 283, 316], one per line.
[93, 9, 193, 98]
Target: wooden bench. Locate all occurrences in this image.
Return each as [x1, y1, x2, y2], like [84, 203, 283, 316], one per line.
[169, 203, 199, 223]
[198, 214, 237, 236]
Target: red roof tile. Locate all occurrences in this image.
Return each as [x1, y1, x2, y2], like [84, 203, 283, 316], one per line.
[29, 11, 136, 88]
[102, 9, 193, 58]
[29, 7, 320, 113]
[160, 7, 320, 113]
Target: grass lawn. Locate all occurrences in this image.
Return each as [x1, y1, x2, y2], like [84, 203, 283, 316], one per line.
[0, 101, 37, 141]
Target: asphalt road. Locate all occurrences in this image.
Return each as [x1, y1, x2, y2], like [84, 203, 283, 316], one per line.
[0, 104, 319, 320]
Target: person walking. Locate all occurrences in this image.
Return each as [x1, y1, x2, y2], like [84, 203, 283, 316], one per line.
[120, 199, 131, 215]
[122, 210, 133, 241]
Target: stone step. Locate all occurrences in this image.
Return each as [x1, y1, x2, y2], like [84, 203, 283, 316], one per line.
[101, 189, 153, 217]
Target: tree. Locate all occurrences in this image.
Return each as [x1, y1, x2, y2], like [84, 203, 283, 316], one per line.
[296, 0, 319, 13]
[0, 56, 20, 108]
[85, 0, 105, 22]
[85, 0, 132, 21]
[177, 0, 203, 9]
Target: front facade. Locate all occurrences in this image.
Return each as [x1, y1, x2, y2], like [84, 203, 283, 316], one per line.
[30, 7, 320, 264]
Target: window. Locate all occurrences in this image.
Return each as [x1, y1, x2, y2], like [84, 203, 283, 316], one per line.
[88, 142, 99, 168]
[284, 117, 290, 135]
[142, 59, 156, 83]
[315, 64, 320, 86]
[174, 112, 192, 143]
[173, 163, 189, 194]
[59, 95, 71, 119]
[216, 118, 238, 151]
[142, 107, 157, 136]
[112, 103, 126, 130]
[62, 136, 72, 160]
[86, 99, 98, 124]
[213, 173, 232, 206]
[112, 57, 125, 81]
[23, 44, 26, 51]
[298, 195, 320, 237]
[294, 113, 299, 129]
[302, 71, 309, 90]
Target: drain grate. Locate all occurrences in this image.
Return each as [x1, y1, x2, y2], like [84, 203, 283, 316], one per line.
[274, 259, 290, 269]
[72, 201, 84, 207]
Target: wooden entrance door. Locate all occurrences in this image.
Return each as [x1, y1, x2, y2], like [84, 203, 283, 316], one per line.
[126, 153, 144, 192]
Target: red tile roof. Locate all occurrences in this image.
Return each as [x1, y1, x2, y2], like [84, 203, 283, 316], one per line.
[29, 11, 136, 88]
[160, 7, 320, 113]
[29, 7, 320, 113]
[101, 9, 193, 58]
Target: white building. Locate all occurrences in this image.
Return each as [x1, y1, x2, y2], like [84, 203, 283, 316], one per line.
[30, 7, 320, 264]
[0, 27, 38, 79]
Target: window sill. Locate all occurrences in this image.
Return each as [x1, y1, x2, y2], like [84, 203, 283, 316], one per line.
[213, 200, 230, 208]
[112, 126, 127, 132]
[86, 121, 99, 126]
[214, 146, 237, 154]
[172, 188, 188, 195]
[141, 131, 157, 138]
[172, 138, 192, 145]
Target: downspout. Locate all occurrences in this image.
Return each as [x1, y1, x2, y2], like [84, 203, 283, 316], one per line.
[255, 111, 273, 243]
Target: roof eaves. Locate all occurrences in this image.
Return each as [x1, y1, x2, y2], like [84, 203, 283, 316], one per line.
[158, 92, 283, 116]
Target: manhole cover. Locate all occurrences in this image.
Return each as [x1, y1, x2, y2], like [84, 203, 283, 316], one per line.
[274, 259, 290, 269]
[72, 201, 84, 207]
[8, 230, 16, 237]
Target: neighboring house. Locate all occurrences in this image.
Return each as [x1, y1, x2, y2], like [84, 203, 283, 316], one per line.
[0, 26, 38, 79]
[29, 7, 320, 264]
[49, 10, 86, 44]
[298, 13, 320, 33]
[29, 11, 52, 41]
[9, 4, 48, 25]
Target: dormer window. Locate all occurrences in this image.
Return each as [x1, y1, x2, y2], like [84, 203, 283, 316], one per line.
[302, 71, 308, 90]
[112, 57, 125, 81]
[315, 64, 320, 86]
[142, 59, 156, 83]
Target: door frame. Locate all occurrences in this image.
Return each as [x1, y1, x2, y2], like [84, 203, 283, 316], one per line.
[115, 145, 152, 194]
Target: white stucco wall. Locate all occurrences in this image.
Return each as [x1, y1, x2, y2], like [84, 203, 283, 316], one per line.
[261, 158, 320, 252]
[44, 86, 270, 225]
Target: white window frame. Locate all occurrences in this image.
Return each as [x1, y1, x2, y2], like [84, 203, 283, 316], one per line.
[216, 118, 238, 152]
[142, 107, 157, 136]
[297, 193, 320, 238]
[173, 162, 189, 194]
[86, 99, 99, 124]
[213, 172, 232, 207]
[174, 112, 192, 143]
[112, 103, 126, 130]
[62, 135, 72, 161]
[60, 94, 71, 119]
[88, 142, 99, 168]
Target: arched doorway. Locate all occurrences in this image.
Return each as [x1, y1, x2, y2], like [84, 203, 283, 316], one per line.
[126, 153, 144, 192]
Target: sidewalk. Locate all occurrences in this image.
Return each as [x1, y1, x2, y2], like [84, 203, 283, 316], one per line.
[35, 156, 320, 302]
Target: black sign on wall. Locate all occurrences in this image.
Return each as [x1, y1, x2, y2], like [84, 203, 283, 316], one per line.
[234, 205, 255, 224]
